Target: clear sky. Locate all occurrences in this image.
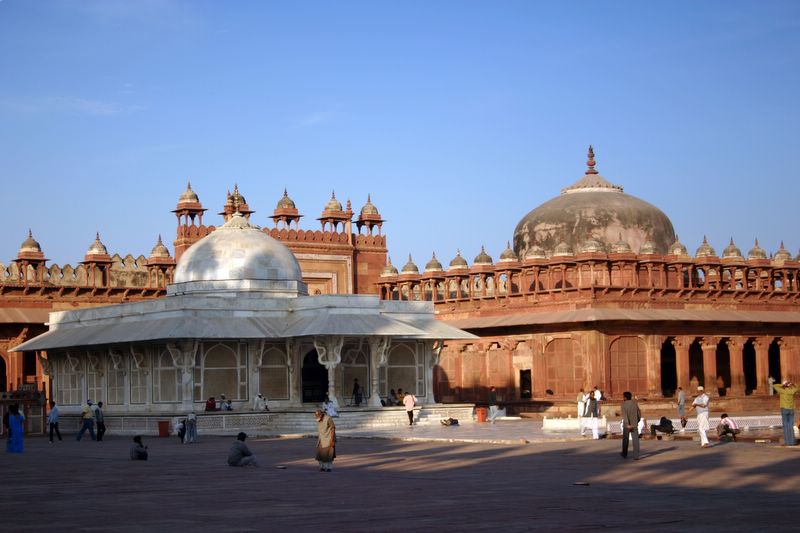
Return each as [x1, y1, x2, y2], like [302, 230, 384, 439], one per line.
[1, 1, 798, 268]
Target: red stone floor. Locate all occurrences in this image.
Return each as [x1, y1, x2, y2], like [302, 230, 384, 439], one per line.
[2, 433, 798, 532]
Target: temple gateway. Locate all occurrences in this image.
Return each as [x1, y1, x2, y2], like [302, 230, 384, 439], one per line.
[15, 213, 474, 416]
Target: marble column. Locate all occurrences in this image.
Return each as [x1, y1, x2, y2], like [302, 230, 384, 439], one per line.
[368, 336, 390, 407]
[167, 340, 198, 411]
[314, 336, 344, 406]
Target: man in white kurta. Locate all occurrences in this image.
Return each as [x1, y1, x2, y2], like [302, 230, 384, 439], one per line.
[691, 386, 711, 447]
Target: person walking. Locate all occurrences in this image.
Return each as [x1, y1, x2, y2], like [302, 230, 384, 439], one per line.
[76, 400, 97, 441]
[691, 386, 711, 448]
[5, 404, 25, 453]
[95, 401, 106, 441]
[772, 379, 797, 446]
[227, 432, 258, 466]
[620, 391, 641, 460]
[184, 411, 198, 444]
[314, 409, 336, 472]
[403, 390, 417, 425]
[47, 400, 62, 443]
[676, 387, 687, 430]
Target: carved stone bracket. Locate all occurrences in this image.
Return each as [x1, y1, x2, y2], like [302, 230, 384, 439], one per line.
[130, 345, 149, 375]
[86, 351, 103, 376]
[249, 339, 266, 373]
[65, 351, 81, 373]
[167, 340, 199, 374]
[369, 336, 391, 368]
[108, 348, 126, 373]
[37, 352, 52, 377]
[314, 336, 344, 369]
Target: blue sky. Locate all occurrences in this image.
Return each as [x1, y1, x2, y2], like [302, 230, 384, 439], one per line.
[1, 1, 798, 267]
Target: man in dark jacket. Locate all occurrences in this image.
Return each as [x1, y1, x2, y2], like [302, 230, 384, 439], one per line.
[620, 391, 641, 460]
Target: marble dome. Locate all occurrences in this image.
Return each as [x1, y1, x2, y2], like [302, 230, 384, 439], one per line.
[513, 147, 676, 258]
[171, 213, 306, 297]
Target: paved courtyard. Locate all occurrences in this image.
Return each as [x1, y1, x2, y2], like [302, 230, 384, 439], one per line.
[2, 422, 798, 532]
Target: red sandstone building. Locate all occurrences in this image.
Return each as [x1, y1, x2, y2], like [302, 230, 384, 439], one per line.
[2, 149, 799, 406]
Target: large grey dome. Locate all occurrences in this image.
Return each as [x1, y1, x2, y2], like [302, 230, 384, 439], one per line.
[513, 148, 676, 257]
[171, 213, 307, 297]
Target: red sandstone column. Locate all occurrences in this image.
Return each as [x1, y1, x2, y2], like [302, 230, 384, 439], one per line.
[674, 338, 690, 392]
[701, 338, 718, 396]
[779, 338, 798, 381]
[647, 336, 662, 398]
[754, 338, 770, 396]
[728, 337, 745, 396]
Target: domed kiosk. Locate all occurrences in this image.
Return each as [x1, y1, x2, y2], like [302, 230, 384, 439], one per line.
[513, 147, 676, 257]
[16, 212, 475, 433]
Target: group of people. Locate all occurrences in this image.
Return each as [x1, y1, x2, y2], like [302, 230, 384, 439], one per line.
[76, 400, 106, 442]
[577, 386, 604, 418]
[174, 412, 199, 444]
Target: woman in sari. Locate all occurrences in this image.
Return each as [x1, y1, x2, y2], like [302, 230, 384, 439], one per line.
[6, 404, 24, 453]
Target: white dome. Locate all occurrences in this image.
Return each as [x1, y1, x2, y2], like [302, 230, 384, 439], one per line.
[171, 213, 307, 297]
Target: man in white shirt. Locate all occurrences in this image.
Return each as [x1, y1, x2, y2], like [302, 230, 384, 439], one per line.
[691, 386, 711, 448]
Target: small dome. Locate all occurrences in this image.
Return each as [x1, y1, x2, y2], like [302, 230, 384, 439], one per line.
[473, 246, 493, 266]
[173, 213, 305, 295]
[178, 181, 200, 205]
[524, 244, 547, 260]
[424, 253, 443, 272]
[276, 189, 296, 209]
[381, 257, 399, 277]
[773, 241, 792, 262]
[721, 238, 743, 260]
[695, 236, 716, 258]
[668, 236, 689, 257]
[230, 184, 247, 206]
[639, 237, 658, 255]
[360, 194, 380, 216]
[149, 235, 171, 259]
[499, 242, 519, 263]
[748, 239, 767, 260]
[401, 254, 419, 274]
[449, 250, 469, 270]
[19, 229, 42, 254]
[86, 233, 108, 256]
[610, 234, 632, 254]
[579, 237, 606, 254]
[324, 191, 343, 212]
[552, 242, 574, 257]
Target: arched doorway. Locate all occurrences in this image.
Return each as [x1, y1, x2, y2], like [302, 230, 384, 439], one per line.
[544, 338, 584, 398]
[302, 350, 328, 403]
[743, 340, 757, 394]
[689, 340, 704, 388]
[768, 340, 782, 383]
[610, 337, 647, 397]
[660, 338, 677, 397]
[716, 340, 731, 396]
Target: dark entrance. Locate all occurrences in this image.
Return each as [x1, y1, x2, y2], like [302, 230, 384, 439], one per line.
[519, 369, 532, 399]
[768, 340, 782, 383]
[660, 339, 677, 397]
[743, 340, 757, 394]
[0, 355, 6, 391]
[302, 350, 328, 403]
[689, 340, 704, 387]
[716, 340, 731, 396]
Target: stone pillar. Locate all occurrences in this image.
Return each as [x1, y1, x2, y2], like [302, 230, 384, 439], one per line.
[314, 336, 344, 405]
[700, 338, 718, 396]
[286, 340, 303, 407]
[778, 338, 796, 381]
[646, 335, 663, 398]
[754, 338, 770, 396]
[368, 336, 390, 407]
[728, 338, 745, 396]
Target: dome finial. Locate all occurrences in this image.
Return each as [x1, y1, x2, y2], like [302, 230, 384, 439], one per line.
[28, 228, 33, 238]
[586, 145, 598, 175]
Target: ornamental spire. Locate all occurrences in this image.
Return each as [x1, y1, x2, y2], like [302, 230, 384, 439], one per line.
[586, 145, 598, 175]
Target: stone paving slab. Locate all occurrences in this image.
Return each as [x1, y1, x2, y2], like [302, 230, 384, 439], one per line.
[2, 423, 798, 532]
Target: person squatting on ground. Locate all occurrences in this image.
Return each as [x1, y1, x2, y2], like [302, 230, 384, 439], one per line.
[253, 393, 269, 411]
[691, 386, 711, 448]
[228, 432, 258, 466]
[403, 390, 417, 425]
[650, 416, 675, 437]
[620, 391, 641, 460]
[47, 400, 62, 443]
[76, 400, 96, 441]
[716, 413, 740, 441]
[488, 386, 499, 423]
[772, 379, 797, 446]
[130, 436, 148, 460]
[315, 409, 336, 472]
[95, 401, 106, 441]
